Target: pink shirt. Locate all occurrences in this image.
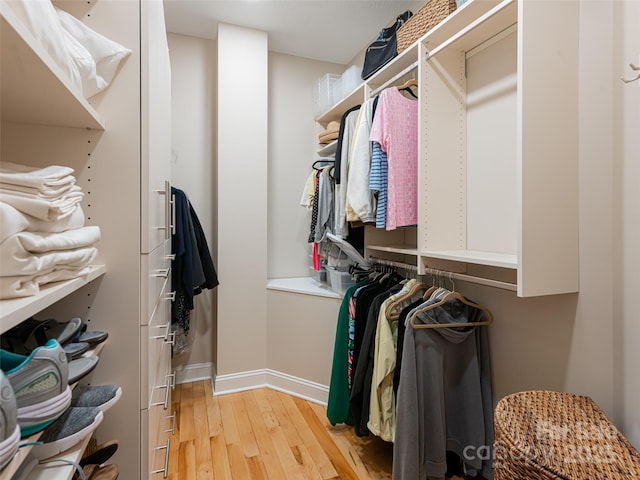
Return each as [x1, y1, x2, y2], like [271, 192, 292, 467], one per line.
[370, 87, 418, 230]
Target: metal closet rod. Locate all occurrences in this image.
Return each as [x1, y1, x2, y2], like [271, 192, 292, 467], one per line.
[367, 256, 516, 291]
[369, 61, 419, 98]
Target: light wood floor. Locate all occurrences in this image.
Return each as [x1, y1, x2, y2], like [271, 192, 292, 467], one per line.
[168, 380, 395, 480]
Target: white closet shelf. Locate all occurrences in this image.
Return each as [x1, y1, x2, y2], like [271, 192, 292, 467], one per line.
[421, 250, 517, 269]
[0, 3, 105, 130]
[316, 84, 365, 124]
[418, 0, 516, 56]
[366, 244, 418, 256]
[317, 140, 337, 157]
[267, 277, 341, 299]
[0, 265, 106, 334]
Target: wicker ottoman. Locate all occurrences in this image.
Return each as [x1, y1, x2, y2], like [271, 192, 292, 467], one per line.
[494, 391, 640, 479]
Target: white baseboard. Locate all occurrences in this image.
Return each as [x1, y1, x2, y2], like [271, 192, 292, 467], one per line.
[173, 362, 215, 385]
[213, 369, 329, 405]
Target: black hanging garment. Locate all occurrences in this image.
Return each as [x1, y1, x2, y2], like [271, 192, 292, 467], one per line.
[171, 187, 218, 337]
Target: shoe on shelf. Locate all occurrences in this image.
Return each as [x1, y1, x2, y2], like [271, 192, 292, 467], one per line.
[68, 356, 100, 385]
[88, 463, 119, 479]
[63, 341, 91, 360]
[1, 317, 83, 355]
[80, 438, 118, 468]
[0, 339, 71, 437]
[31, 406, 103, 460]
[0, 371, 20, 470]
[71, 323, 109, 347]
[71, 385, 122, 413]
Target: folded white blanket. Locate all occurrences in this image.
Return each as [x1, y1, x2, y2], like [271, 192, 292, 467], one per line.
[2, 226, 100, 253]
[0, 203, 85, 243]
[0, 162, 75, 190]
[0, 179, 76, 199]
[0, 245, 97, 277]
[0, 202, 29, 243]
[0, 266, 93, 299]
[0, 227, 99, 276]
[0, 188, 83, 221]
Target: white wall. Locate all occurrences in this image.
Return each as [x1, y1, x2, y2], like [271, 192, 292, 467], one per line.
[216, 23, 269, 376]
[267, 52, 344, 278]
[168, 33, 217, 381]
[614, 0, 640, 447]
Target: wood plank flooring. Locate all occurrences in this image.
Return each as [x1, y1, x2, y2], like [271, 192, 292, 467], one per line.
[168, 380, 394, 480]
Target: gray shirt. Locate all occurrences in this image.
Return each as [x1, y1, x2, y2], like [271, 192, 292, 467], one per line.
[393, 296, 494, 480]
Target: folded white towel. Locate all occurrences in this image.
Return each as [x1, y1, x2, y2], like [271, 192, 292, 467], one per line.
[0, 202, 29, 243]
[3, 226, 100, 254]
[0, 188, 83, 221]
[0, 266, 93, 299]
[0, 226, 99, 276]
[0, 178, 76, 198]
[0, 244, 97, 277]
[0, 162, 75, 190]
[0, 203, 85, 243]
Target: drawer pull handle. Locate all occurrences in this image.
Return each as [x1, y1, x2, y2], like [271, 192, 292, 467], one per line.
[166, 411, 176, 435]
[152, 323, 170, 340]
[152, 438, 170, 478]
[152, 268, 170, 278]
[163, 291, 176, 302]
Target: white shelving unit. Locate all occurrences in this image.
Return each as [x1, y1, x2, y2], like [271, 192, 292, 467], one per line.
[0, 1, 104, 129]
[0, 265, 106, 332]
[313, 0, 579, 297]
[1, 0, 173, 478]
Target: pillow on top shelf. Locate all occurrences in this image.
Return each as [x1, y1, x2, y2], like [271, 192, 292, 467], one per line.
[7, 0, 82, 93]
[55, 7, 131, 98]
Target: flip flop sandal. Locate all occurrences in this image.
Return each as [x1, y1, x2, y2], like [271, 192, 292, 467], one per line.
[63, 341, 91, 360]
[68, 356, 100, 384]
[1, 317, 83, 355]
[80, 439, 119, 467]
[72, 323, 109, 346]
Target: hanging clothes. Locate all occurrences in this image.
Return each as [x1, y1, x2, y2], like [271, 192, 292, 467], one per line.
[370, 86, 418, 231]
[393, 295, 494, 480]
[326, 277, 369, 426]
[369, 141, 388, 229]
[171, 186, 218, 336]
[334, 108, 362, 237]
[346, 97, 377, 224]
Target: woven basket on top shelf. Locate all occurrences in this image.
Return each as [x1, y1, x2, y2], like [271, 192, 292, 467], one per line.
[396, 0, 457, 54]
[494, 390, 640, 480]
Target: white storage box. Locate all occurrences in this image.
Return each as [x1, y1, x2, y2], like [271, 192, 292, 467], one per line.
[341, 65, 362, 98]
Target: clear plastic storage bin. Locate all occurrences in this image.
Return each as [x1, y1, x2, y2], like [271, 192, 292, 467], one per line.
[313, 73, 341, 117]
[326, 266, 356, 295]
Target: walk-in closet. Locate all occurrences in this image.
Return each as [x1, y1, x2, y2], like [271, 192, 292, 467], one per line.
[1, 0, 639, 478]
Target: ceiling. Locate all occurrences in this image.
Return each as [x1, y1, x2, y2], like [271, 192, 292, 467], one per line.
[162, 0, 423, 65]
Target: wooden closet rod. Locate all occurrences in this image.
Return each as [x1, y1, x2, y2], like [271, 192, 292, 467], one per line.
[370, 61, 418, 97]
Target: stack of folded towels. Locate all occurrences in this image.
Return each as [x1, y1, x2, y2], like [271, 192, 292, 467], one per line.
[0, 162, 100, 299]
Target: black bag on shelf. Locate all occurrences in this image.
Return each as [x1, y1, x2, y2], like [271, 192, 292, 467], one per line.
[361, 10, 413, 80]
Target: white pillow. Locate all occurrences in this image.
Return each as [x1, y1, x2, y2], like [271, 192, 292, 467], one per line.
[55, 7, 132, 98]
[8, 0, 82, 93]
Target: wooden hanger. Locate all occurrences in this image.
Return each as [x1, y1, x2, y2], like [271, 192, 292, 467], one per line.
[399, 78, 418, 89]
[384, 281, 429, 320]
[410, 291, 494, 329]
